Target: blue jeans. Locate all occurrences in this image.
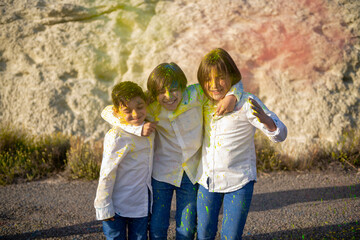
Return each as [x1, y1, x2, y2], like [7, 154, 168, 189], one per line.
[102, 213, 148, 240]
[150, 173, 198, 240]
[197, 181, 255, 240]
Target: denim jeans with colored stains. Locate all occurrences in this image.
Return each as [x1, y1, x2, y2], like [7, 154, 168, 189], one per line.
[197, 181, 254, 240]
[102, 213, 148, 240]
[150, 172, 198, 240]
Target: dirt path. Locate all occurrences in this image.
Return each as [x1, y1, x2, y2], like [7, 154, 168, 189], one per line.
[1, 170, 359, 239]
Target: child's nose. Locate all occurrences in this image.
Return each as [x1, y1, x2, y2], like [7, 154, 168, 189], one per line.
[209, 78, 217, 89]
[132, 110, 139, 118]
[165, 90, 171, 99]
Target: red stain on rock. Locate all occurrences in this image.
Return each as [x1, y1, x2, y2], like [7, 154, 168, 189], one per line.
[235, 0, 353, 90]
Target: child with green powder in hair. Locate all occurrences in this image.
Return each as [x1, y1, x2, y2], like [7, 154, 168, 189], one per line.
[101, 62, 243, 240]
[196, 48, 287, 240]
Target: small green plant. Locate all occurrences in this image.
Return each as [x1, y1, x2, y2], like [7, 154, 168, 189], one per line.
[66, 137, 103, 180]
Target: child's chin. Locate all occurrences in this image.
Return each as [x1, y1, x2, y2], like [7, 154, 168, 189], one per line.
[211, 95, 223, 101]
[163, 102, 179, 111]
[131, 120, 144, 126]
[167, 105, 178, 111]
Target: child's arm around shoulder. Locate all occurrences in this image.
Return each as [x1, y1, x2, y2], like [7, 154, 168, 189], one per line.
[244, 94, 287, 143]
[187, 82, 241, 115]
[101, 105, 156, 137]
[94, 128, 131, 221]
[216, 81, 244, 115]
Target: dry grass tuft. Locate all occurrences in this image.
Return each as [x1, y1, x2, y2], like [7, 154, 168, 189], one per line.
[65, 137, 103, 180]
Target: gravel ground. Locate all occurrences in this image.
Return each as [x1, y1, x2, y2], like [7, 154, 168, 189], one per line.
[0, 169, 359, 240]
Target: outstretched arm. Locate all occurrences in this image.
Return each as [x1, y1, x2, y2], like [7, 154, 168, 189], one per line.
[246, 96, 287, 142]
[249, 98, 276, 132]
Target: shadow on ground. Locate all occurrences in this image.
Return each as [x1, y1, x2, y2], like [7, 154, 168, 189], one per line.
[243, 221, 360, 240]
[2, 221, 102, 239]
[250, 183, 360, 212]
[1, 184, 359, 239]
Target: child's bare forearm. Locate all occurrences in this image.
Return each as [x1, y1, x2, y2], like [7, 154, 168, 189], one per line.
[216, 95, 237, 115]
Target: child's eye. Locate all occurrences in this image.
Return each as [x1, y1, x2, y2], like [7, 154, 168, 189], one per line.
[214, 75, 224, 80]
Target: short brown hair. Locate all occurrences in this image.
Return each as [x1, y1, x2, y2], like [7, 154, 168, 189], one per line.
[147, 62, 187, 102]
[197, 48, 241, 98]
[112, 81, 147, 108]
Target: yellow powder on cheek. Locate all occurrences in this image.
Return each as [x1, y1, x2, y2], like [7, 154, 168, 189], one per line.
[115, 108, 129, 125]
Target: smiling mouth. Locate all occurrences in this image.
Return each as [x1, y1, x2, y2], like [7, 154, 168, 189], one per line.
[132, 116, 144, 121]
[163, 99, 177, 105]
[209, 89, 223, 94]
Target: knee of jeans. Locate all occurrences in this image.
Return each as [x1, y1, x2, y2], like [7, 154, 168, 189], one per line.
[150, 222, 169, 234]
[197, 228, 217, 240]
[103, 223, 123, 239]
[176, 226, 196, 240]
[149, 226, 168, 240]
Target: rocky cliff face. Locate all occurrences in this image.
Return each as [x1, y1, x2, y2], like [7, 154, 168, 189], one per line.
[1, 0, 359, 158]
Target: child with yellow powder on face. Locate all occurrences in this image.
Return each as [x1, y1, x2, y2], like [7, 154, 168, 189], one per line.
[196, 48, 287, 240]
[101, 62, 243, 240]
[94, 81, 154, 240]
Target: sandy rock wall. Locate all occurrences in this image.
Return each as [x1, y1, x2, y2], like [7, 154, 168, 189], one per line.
[0, 0, 359, 158]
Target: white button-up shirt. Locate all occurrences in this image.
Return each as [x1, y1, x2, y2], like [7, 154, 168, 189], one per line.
[196, 84, 287, 193]
[94, 126, 154, 220]
[149, 97, 203, 186]
[101, 83, 242, 187]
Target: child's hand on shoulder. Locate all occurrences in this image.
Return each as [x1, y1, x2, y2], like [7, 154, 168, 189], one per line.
[216, 95, 237, 115]
[141, 121, 158, 136]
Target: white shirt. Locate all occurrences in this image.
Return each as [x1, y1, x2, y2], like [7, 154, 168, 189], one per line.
[150, 98, 203, 186]
[94, 126, 154, 220]
[196, 85, 287, 193]
[101, 83, 242, 187]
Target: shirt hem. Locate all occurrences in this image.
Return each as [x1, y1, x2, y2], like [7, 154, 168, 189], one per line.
[199, 177, 257, 193]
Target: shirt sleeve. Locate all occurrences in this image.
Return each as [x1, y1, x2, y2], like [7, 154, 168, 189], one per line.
[245, 95, 287, 143]
[225, 81, 244, 102]
[94, 129, 131, 220]
[101, 105, 144, 137]
[182, 84, 208, 106]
